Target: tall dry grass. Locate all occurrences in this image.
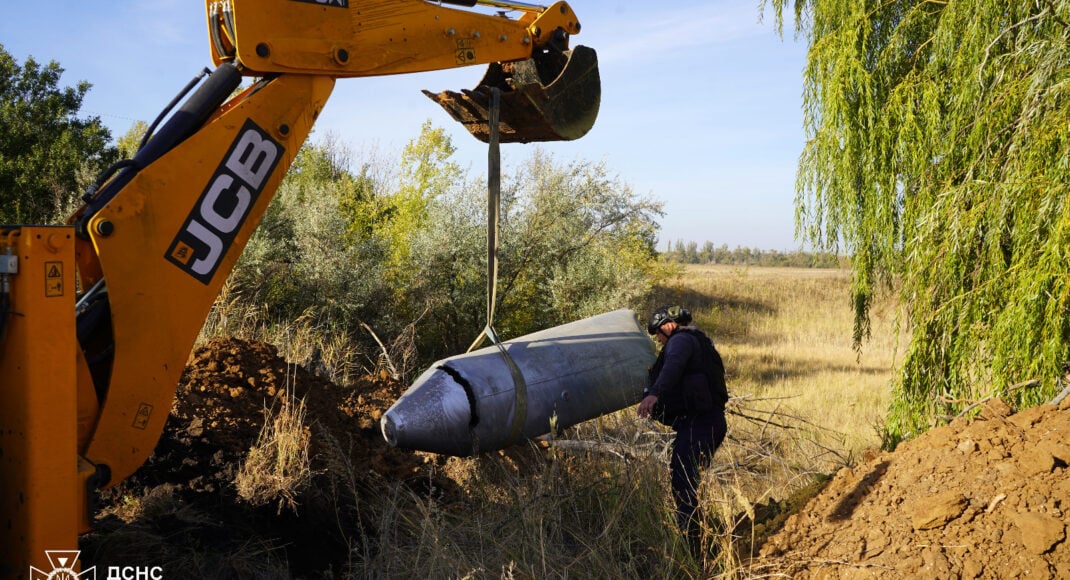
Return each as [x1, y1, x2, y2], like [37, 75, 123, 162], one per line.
[235, 391, 313, 515]
[182, 264, 902, 577]
[198, 278, 377, 386]
[324, 264, 903, 577]
[658, 265, 901, 458]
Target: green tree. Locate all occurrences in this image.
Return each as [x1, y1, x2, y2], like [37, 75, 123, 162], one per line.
[700, 240, 715, 264]
[0, 45, 116, 223]
[405, 146, 667, 360]
[373, 121, 467, 334]
[385, 120, 462, 266]
[672, 240, 686, 262]
[771, 0, 1070, 438]
[684, 240, 699, 264]
[116, 120, 149, 160]
[497, 150, 665, 332]
[236, 137, 392, 332]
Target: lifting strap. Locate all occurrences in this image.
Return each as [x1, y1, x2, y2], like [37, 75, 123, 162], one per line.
[466, 88, 528, 448]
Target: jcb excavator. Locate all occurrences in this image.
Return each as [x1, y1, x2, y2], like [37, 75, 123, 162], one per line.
[0, 0, 599, 575]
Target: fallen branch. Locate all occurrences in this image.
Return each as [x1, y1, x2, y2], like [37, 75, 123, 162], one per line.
[937, 378, 1053, 421]
[730, 410, 804, 432]
[1051, 382, 1070, 406]
[729, 395, 841, 434]
[545, 439, 644, 461]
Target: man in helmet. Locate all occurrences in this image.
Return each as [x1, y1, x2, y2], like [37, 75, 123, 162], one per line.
[637, 304, 729, 553]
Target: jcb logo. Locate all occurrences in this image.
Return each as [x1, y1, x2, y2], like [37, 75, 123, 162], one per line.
[166, 120, 282, 284]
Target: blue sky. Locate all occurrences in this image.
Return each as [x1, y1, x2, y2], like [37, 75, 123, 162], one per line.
[2, 1, 807, 250]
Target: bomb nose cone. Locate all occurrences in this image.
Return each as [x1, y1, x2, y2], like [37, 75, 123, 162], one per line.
[380, 413, 401, 447]
[381, 365, 474, 456]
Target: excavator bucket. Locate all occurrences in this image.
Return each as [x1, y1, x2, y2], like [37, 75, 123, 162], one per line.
[423, 45, 600, 143]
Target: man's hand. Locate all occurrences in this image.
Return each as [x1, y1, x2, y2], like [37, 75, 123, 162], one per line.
[637, 394, 659, 418]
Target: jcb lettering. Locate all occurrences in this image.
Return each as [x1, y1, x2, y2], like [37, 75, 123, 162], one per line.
[186, 220, 223, 276]
[166, 119, 282, 283]
[201, 174, 251, 233]
[225, 130, 276, 190]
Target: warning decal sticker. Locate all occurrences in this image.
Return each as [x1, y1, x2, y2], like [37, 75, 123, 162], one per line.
[455, 39, 475, 65]
[45, 261, 63, 297]
[132, 403, 153, 429]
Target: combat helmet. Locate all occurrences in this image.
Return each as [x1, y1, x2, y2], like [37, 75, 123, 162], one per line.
[647, 304, 692, 335]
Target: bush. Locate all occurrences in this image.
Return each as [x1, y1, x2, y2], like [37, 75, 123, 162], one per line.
[218, 123, 669, 378]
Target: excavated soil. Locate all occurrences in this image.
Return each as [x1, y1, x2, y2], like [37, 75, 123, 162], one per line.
[82, 337, 460, 576]
[162, 337, 444, 492]
[754, 397, 1070, 578]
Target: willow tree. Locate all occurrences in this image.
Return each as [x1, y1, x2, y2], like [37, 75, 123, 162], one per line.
[770, 0, 1070, 440]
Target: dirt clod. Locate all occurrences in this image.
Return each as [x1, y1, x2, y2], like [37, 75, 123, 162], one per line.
[909, 491, 967, 531]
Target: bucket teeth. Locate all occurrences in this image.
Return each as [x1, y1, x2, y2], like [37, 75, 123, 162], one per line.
[424, 45, 600, 143]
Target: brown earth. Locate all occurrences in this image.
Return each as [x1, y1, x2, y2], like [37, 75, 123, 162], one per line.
[83, 337, 1070, 578]
[82, 337, 463, 576]
[754, 397, 1070, 578]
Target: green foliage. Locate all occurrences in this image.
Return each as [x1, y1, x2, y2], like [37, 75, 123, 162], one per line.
[402, 187, 486, 356]
[116, 120, 149, 160]
[399, 120, 462, 200]
[381, 120, 463, 272]
[501, 150, 666, 326]
[663, 241, 846, 268]
[234, 137, 393, 337]
[228, 122, 668, 373]
[0, 45, 116, 223]
[402, 147, 667, 360]
[771, 0, 1070, 437]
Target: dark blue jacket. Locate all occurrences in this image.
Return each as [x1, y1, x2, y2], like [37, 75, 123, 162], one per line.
[646, 327, 728, 425]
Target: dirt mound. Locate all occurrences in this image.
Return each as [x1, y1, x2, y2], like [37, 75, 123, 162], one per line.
[85, 337, 457, 575]
[174, 337, 442, 487]
[755, 398, 1070, 578]
[122, 337, 447, 493]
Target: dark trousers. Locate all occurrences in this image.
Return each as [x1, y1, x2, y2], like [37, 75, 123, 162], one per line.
[670, 412, 727, 535]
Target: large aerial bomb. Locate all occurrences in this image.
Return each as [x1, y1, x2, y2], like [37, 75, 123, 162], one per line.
[381, 309, 655, 456]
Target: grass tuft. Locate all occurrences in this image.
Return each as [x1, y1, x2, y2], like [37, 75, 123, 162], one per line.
[234, 390, 313, 515]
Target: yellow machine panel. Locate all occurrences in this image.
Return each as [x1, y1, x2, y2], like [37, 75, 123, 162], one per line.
[0, 227, 80, 574]
[208, 0, 582, 77]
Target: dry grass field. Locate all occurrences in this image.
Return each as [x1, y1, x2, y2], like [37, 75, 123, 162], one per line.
[658, 264, 901, 457]
[547, 264, 906, 574]
[87, 264, 908, 578]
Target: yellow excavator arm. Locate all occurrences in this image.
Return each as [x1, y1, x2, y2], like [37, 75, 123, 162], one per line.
[210, 0, 600, 142]
[207, 0, 581, 76]
[0, 0, 599, 574]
